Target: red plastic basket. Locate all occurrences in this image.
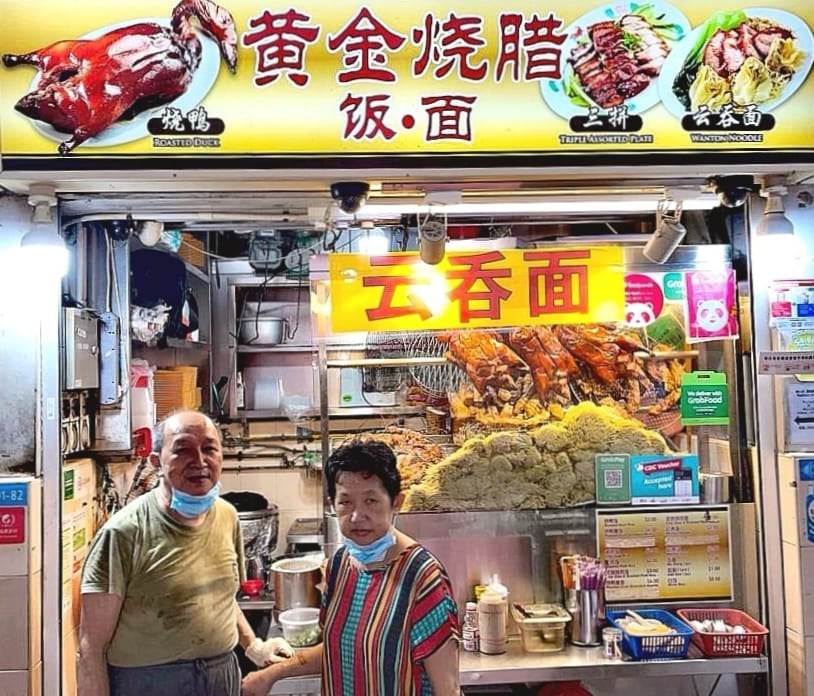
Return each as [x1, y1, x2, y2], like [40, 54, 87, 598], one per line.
[676, 608, 768, 657]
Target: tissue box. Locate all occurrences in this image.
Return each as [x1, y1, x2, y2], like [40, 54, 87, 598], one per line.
[629, 454, 699, 505]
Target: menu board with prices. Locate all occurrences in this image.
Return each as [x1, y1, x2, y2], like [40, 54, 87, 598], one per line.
[597, 507, 732, 602]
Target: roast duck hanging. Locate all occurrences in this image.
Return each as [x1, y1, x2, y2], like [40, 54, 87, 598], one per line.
[1, 0, 238, 155]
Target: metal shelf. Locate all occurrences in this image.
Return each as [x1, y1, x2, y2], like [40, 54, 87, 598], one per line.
[232, 405, 425, 419]
[185, 263, 209, 283]
[326, 356, 446, 368]
[237, 596, 275, 611]
[236, 408, 319, 419]
[237, 344, 314, 353]
[327, 405, 425, 417]
[165, 338, 209, 349]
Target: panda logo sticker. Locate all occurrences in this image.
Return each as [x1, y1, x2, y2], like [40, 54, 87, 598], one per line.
[624, 274, 664, 328]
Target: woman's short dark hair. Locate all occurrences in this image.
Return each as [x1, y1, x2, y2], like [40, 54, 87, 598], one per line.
[325, 438, 401, 502]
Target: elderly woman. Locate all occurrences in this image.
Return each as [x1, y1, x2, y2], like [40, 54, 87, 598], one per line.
[242, 438, 461, 696]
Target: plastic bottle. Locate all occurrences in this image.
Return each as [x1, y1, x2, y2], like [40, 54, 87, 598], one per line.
[807, 485, 814, 544]
[487, 574, 510, 633]
[487, 574, 508, 600]
[462, 602, 480, 652]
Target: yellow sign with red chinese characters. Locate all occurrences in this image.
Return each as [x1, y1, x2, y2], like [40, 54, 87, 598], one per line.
[326, 246, 625, 333]
[0, 0, 813, 159]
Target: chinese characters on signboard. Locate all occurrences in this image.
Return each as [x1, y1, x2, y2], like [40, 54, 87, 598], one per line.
[239, 7, 567, 145]
[327, 246, 625, 333]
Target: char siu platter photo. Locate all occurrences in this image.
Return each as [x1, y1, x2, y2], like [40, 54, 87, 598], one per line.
[540, 1, 690, 119]
[659, 8, 813, 117]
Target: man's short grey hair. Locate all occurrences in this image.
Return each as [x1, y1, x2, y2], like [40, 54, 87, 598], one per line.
[151, 410, 218, 454]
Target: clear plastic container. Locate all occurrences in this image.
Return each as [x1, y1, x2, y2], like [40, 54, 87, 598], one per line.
[278, 607, 322, 647]
[510, 603, 571, 653]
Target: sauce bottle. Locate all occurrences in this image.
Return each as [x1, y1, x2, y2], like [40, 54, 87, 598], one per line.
[477, 590, 507, 654]
[462, 602, 480, 652]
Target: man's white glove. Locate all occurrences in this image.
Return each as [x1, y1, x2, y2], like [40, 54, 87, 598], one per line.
[245, 636, 295, 667]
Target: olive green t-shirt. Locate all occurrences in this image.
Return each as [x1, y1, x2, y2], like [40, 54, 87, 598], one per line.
[81, 491, 245, 667]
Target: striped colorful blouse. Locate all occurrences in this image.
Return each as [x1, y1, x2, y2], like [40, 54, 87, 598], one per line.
[321, 543, 460, 695]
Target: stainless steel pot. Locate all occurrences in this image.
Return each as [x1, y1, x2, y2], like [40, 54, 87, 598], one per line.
[221, 491, 279, 579]
[238, 316, 287, 345]
[270, 556, 322, 611]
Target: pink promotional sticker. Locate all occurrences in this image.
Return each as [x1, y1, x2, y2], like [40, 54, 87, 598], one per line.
[683, 269, 738, 342]
[624, 273, 665, 327]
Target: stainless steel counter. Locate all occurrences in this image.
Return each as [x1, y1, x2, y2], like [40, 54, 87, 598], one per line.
[266, 638, 768, 694]
[460, 639, 768, 685]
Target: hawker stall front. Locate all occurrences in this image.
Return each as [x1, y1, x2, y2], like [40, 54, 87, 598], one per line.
[0, 0, 812, 695]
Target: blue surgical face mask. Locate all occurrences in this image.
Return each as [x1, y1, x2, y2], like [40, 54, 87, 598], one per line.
[170, 481, 221, 519]
[343, 530, 395, 565]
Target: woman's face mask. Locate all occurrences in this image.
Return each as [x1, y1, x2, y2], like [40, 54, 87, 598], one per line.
[333, 471, 401, 562]
[342, 531, 395, 565]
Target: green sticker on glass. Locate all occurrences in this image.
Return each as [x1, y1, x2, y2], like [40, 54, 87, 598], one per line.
[63, 469, 75, 501]
[663, 272, 685, 301]
[680, 371, 728, 425]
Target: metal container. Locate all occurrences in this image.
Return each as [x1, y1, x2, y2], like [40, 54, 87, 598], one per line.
[270, 556, 323, 611]
[700, 473, 731, 504]
[238, 316, 287, 345]
[221, 491, 279, 578]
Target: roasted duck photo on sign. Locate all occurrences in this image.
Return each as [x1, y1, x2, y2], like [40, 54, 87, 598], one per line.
[1, 0, 238, 154]
[541, 1, 690, 118]
[662, 7, 814, 116]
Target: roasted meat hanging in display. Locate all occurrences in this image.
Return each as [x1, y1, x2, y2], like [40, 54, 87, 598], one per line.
[438, 329, 531, 405]
[442, 324, 686, 438]
[505, 326, 578, 405]
[1, 0, 238, 155]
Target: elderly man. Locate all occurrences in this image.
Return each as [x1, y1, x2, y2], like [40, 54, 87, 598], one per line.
[78, 410, 289, 696]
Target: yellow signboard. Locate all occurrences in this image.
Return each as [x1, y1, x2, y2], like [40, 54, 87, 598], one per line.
[0, 0, 813, 158]
[326, 246, 625, 333]
[597, 507, 732, 601]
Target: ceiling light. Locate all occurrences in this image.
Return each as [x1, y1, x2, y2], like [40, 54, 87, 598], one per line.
[756, 185, 794, 237]
[21, 183, 68, 277]
[642, 199, 686, 264]
[137, 220, 164, 246]
[356, 228, 389, 255]
[418, 213, 447, 265]
[346, 195, 718, 221]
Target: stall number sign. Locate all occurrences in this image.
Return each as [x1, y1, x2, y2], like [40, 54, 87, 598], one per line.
[0, 482, 27, 506]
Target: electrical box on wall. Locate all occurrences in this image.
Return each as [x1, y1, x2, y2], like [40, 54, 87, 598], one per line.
[62, 308, 99, 391]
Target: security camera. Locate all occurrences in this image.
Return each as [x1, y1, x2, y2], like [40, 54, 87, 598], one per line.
[710, 175, 755, 208]
[330, 181, 370, 214]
